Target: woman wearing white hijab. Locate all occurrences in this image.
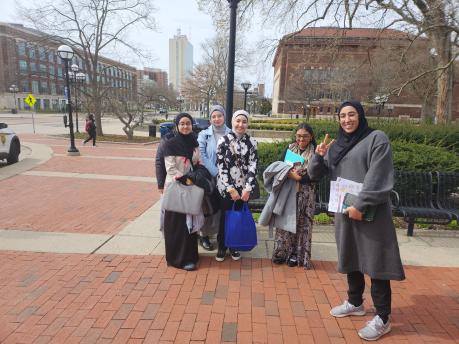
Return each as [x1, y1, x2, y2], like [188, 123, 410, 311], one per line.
[215, 110, 258, 262]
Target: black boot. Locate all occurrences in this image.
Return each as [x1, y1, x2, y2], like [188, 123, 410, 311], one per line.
[199, 236, 214, 251]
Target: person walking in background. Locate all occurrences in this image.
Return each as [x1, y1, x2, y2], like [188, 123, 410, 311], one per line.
[308, 100, 405, 341]
[215, 110, 258, 262]
[197, 105, 231, 251]
[83, 114, 96, 146]
[260, 123, 317, 269]
[162, 113, 202, 271]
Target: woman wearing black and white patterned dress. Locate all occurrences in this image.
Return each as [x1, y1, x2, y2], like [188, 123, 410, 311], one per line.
[215, 110, 258, 262]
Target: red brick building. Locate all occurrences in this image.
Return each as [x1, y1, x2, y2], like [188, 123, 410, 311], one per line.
[272, 27, 458, 120]
[0, 22, 137, 112]
[137, 67, 168, 90]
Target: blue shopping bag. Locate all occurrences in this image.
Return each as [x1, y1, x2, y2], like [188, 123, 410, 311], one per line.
[224, 202, 257, 251]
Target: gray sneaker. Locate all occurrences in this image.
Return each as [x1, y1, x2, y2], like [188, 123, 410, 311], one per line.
[330, 300, 366, 318]
[358, 315, 391, 341]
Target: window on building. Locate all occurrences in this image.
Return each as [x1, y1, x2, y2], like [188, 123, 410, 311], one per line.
[28, 46, 36, 59]
[20, 80, 30, 92]
[32, 80, 39, 94]
[40, 64, 47, 74]
[17, 42, 26, 56]
[50, 83, 56, 95]
[40, 81, 49, 94]
[43, 99, 50, 109]
[19, 60, 28, 72]
[30, 63, 37, 72]
[39, 47, 47, 61]
[57, 67, 63, 78]
[48, 51, 55, 63]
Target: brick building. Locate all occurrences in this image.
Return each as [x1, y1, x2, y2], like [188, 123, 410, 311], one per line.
[0, 22, 137, 112]
[137, 67, 168, 91]
[272, 27, 458, 120]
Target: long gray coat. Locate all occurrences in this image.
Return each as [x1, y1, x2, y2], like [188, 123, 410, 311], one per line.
[308, 130, 405, 281]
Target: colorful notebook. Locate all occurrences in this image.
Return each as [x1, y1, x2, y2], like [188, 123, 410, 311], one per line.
[284, 149, 305, 166]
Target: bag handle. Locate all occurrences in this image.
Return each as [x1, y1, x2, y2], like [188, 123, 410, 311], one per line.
[231, 201, 250, 211]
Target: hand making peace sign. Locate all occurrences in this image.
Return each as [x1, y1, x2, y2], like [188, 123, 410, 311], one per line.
[315, 134, 335, 156]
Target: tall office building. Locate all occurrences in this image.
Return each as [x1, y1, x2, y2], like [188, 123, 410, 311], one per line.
[169, 29, 193, 92]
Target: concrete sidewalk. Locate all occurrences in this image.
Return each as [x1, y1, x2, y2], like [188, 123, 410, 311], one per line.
[1, 139, 458, 267]
[0, 135, 458, 344]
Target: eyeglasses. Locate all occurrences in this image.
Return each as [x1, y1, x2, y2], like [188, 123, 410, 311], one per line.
[296, 134, 311, 139]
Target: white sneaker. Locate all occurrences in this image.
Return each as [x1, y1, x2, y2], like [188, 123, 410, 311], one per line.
[330, 300, 366, 318]
[358, 315, 391, 341]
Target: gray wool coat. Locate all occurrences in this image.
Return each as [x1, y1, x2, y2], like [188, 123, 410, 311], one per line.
[308, 130, 405, 281]
[258, 161, 297, 235]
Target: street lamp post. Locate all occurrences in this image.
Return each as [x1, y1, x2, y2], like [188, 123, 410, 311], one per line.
[70, 64, 80, 132]
[375, 94, 389, 119]
[76, 72, 86, 131]
[58, 44, 80, 156]
[177, 95, 184, 112]
[225, 0, 241, 128]
[241, 82, 251, 111]
[9, 84, 19, 114]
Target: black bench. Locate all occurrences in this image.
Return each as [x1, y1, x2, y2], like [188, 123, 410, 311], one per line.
[392, 171, 452, 236]
[248, 165, 330, 214]
[436, 172, 459, 221]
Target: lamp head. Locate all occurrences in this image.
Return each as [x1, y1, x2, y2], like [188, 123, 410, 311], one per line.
[241, 82, 251, 91]
[57, 45, 74, 60]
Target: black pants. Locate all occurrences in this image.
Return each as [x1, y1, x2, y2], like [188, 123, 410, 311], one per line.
[217, 195, 243, 251]
[347, 271, 391, 320]
[84, 132, 96, 146]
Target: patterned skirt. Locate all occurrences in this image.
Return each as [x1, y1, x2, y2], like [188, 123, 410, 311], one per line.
[272, 184, 315, 269]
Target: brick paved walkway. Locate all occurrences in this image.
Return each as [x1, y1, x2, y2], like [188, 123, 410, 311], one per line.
[0, 135, 159, 234]
[0, 135, 458, 343]
[0, 252, 458, 343]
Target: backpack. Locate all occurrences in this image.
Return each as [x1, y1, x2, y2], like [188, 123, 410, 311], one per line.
[85, 120, 92, 132]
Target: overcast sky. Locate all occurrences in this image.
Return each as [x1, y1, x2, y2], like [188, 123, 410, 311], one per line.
[0, 0, 275, 95]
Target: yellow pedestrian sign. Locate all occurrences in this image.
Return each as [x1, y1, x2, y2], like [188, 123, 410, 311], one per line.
[25, 94, 36, 107]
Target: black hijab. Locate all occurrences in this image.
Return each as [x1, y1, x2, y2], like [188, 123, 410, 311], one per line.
[328, 100, 374, 167]
[163, 113, 199, 161]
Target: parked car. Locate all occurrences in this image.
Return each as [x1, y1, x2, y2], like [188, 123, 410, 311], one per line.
[159, 118, 210, 138]
[0, 123, 20, 164]
[159, 108, 167, 114]
[193, 118, 210, 132]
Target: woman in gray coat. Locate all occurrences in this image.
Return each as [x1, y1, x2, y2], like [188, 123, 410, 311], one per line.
[308, 100, 405, 341]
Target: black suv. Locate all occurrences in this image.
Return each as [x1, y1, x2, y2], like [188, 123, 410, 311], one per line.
[159, 118, 210, 138]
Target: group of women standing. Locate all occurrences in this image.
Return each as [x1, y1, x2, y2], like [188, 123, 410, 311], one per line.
[156, 106, 258, 270]
[156, 99, 404, 341]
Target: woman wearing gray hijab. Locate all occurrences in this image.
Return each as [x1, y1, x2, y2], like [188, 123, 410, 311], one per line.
[197, 105, 231, 250]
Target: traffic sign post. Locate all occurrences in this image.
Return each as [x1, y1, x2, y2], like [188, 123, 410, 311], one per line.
[25, 94, 37, 134]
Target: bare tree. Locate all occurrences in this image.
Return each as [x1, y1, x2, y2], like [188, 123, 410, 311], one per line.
[106, 95, 144, 140]
[20, 0, 156, 135]
[198, 0, 458, 123]
[182, 64, 217, 117]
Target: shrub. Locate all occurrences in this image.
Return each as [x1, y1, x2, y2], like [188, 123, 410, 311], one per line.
[257, 140, 459, 172]
[391, 141, 459, 172]
[250, 119, 459, 153]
